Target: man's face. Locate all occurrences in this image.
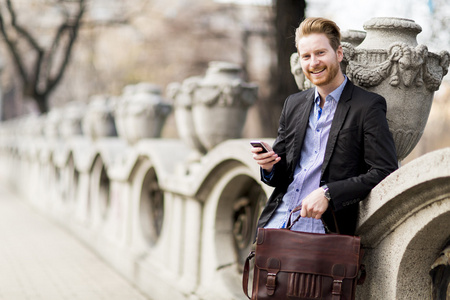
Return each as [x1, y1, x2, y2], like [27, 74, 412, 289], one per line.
[297, 33, 343, 88]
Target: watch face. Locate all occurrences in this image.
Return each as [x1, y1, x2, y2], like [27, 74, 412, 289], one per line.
[323, 186, 331, 200]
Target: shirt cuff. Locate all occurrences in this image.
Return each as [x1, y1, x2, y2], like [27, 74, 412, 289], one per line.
[261, 167, 274, 180]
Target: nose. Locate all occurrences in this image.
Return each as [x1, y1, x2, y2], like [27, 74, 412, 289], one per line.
[311, 55, 320, 66]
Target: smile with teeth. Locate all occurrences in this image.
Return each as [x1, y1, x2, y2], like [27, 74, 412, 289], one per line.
[310, 68, 325, 74]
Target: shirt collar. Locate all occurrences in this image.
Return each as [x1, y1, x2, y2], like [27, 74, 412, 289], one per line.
[314, 75, 348, 105]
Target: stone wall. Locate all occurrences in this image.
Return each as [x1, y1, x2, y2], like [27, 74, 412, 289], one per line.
[357, 148, 450, 299]
[0, 113, 449, 299]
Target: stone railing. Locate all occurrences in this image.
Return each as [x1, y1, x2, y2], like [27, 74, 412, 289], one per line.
[0, 128, 272, 300]
[0, 17, 449, 300]
[1, 116, 449, 300]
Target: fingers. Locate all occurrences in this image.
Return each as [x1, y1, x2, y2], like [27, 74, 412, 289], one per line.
[300, 205, 323, 219]
[250, 147, 265, 154]
[300, 188, 329, 219]
[258, 156, 280, 171]
[253, 152, 279, 164]
[251, 147, 280, 171]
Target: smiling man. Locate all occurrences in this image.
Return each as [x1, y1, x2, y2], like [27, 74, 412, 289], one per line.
[250, 17, 398, 235]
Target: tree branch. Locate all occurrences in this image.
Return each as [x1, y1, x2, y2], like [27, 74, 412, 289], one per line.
[44, 23, 69, 90]
[0, 6, 28, 82]
[6, 0, 43, 53]
[5, 0, 44, 96]
[46, 0, 86, 95]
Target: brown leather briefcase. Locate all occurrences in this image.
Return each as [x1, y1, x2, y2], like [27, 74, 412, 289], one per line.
[242, 209, 365, 300]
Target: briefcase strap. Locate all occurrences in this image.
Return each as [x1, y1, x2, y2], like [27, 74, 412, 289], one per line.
[242, 250, 255, 299]
[357, 248, 367, 285]
[287, 205, 340, 234]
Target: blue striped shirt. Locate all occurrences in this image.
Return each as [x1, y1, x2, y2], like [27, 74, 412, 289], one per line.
[264, 76, 347, 233]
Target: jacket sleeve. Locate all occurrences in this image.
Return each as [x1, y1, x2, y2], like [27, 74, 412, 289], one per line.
[327, 96, 398, 211]
[260, 96, 290, 188]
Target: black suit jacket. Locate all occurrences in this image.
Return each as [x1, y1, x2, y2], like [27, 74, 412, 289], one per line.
[257, 80, 398, 235]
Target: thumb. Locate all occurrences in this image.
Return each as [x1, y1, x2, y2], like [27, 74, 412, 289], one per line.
[300, 207, 307, 218]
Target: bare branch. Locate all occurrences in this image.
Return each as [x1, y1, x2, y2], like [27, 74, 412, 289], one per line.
[6, 0, 43, 53]
[81, 18, 130, 28]
[46, 0, 86, 95]
[45, 24, 70, 85]
[0, 5, 28, 83]
[4, 0, 45, 96]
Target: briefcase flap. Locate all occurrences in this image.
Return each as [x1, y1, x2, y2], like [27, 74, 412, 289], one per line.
[255, 228, 361, 279]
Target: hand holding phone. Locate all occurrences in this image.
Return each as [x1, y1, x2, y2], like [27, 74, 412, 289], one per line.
[250, 140, 270, 153]
[250, 140, 280, 172]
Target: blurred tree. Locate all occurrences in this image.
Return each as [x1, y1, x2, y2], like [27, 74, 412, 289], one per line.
[0, 0, 86, 114]
[260, 0, 305, 136]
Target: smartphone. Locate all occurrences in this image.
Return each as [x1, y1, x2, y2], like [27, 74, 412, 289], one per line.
[250, 140, 270, 153]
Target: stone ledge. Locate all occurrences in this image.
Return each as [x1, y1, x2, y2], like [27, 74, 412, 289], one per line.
[357, 147, 450, 246]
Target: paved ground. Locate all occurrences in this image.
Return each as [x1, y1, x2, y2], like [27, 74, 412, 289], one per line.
[0, 185, 150, 300]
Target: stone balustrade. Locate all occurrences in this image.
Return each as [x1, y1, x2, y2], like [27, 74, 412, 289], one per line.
[0, 114, 449, 299]
[0, 113, 273, 299]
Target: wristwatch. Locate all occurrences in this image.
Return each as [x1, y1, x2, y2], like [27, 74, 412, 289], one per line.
[322, 185, 331, 201]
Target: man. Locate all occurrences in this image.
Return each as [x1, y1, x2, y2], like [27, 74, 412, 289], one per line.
[251, 17, 398, 235]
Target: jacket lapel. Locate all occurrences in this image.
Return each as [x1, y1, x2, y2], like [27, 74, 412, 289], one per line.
[321, 81, 354, 177]
[291, 89, 315, 170]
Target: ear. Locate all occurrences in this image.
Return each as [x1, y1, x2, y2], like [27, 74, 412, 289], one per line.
[336, 45, 344, 63]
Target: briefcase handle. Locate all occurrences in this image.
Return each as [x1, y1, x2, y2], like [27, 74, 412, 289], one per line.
[286, 205, 340, 234]
[242, 250, 255, 299]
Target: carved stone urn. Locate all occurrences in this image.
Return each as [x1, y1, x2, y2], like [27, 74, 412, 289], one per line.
[192, 61, 258, 151]
[114, 90, 130, 142]
[342, 30, 367, 47]
[121, 83, 172, 144]
[290, 53, 309, 91]
[344, 17, 450, 160]
[60, 102, 86, 139]
[83, 95, 117, 140]
[167, 76, 207, 159]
